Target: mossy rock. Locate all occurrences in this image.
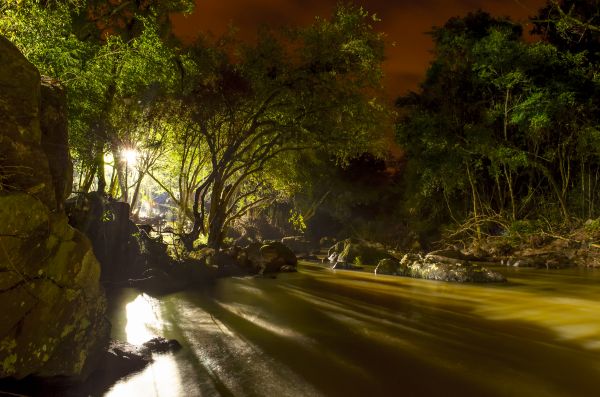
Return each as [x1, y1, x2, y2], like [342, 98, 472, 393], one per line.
[260, 242, 297, 272]
[374, 258, 408, 276]
[328, 238, 391, 266]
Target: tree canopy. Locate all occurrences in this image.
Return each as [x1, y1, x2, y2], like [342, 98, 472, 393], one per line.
[1, 1, 389, 251]
[396, 7, 600, 244]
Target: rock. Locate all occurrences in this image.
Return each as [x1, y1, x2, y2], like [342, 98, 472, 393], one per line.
[327, 238, 390, 267]
[281, 236, 312, 254]
[66, 194, 147, 283]
[0, 36, 55, 208]
[103, 340, 151, 376]
[374, 258, 408, 276]
[259, 242, 298, 273]
[396, 254, 506, 283]
[141, 337, 182, 354]
[40, 76, 72, 210]
[0, 37, 108, 379]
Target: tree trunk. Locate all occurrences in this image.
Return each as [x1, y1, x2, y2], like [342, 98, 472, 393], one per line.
[112, 147, 128, 203]
[130, 170, 144, 215]
[206, 180, 227, 250]
[95, 149, 106, 194]
[80, 162, 96, 193]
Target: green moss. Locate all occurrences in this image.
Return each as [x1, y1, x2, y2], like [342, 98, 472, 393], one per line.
[61, 324, 75, 338]
[0, 338, 16, 352]
[2, 354, 17, 374]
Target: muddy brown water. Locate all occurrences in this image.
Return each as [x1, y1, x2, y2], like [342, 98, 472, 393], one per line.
[99, 263, 600, 397]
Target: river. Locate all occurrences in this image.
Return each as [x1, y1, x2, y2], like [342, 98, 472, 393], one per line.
[100, 263, 600, 397]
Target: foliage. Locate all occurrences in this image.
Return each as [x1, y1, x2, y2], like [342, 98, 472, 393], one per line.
[171, 4, 389, 249]
[396, 9, 600, 245]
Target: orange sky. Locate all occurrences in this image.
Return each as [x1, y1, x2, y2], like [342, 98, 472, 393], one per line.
[171, 0, 547, 99]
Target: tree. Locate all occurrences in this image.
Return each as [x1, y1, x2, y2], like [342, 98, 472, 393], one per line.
[0, 0, 194, 201]
[396, 10, 600, 245]
[533, 0, 600, 56]
[178, 5, 389, 250]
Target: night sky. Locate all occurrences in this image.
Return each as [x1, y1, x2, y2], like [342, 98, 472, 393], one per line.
[171, 0, 547, 99]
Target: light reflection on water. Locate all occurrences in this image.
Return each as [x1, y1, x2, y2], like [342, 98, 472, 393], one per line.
[101, 265, 600, 397]
[104, 292, 191, 397]
[124, 293, 162, 345]
[104, 355, 184, 397]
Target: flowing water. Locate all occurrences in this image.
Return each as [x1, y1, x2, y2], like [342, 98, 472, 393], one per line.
[101, 263, 600, 397]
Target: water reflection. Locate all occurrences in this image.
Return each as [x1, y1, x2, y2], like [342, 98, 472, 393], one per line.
[124, 293, 162, 345]
[104, 292, 192, 397]
[105, 355, 185, 397]
[102, 267, 600, 397]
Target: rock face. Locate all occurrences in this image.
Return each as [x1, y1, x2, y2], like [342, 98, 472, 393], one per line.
[40, 76, 73, 210]
[0, 36, 108, 379]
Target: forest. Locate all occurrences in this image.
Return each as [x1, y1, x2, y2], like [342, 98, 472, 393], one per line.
[2, 1, 600, 252]
[1, 0, 600, 396]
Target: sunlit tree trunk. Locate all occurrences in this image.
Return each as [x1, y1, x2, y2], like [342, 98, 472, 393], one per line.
[130, 170, 144, 215]
[112, 146, 128, 203]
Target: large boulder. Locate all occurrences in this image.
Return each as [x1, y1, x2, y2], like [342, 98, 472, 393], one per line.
[374, 258, 408, 276]
[327, 238, 390, 267]
[259, 242, 298, 273]
[0, 36, 108, 379]
[395, 253, 506, 283]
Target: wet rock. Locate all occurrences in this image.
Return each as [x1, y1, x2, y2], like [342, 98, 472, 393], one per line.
[374, 258, 408, 276]
[396, 254, 506, 283]
[141, 337, 182, 354]
[96, 337, 182, 382]
[260, 242, 298, 273]
[327, 238, 390, 267]
[103, 340, 151, 376]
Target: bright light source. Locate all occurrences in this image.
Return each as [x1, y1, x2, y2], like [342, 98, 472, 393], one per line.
[122, 148, 138, 165]
[103, 152, 114, 164]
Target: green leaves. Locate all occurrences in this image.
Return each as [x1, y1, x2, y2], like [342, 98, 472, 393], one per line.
[397, 7, 600, 232]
